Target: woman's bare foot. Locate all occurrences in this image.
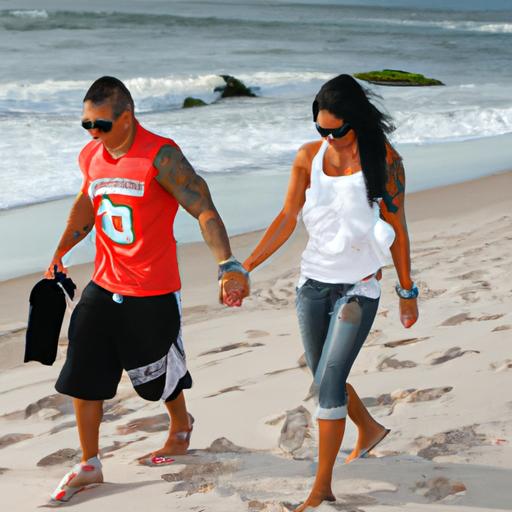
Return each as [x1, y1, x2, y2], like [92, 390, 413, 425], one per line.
[345, 423, 390, 463]
[294, 489, 336, 511]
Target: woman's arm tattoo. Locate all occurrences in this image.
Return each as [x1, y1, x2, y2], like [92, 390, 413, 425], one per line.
[382, 155, 405, 214]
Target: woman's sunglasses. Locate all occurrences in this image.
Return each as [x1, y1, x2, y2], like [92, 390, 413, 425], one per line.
[315, 122, 352, 139]
[81, 119, 113, 133]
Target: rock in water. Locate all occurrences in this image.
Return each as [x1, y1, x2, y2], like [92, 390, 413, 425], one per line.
[214, 75, 256, 98]
[182, 97, 207, 108]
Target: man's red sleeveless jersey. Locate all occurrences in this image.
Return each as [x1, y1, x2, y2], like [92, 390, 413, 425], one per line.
[79, 121, 181, 296]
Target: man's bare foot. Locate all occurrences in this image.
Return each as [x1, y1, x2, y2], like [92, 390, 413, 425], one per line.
[138, 414, 194, 465]
[294, 490, 336, 511]
[345, 423, 390, 463]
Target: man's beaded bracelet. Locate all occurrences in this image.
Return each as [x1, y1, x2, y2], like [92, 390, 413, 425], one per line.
[218, 256, 249, 281]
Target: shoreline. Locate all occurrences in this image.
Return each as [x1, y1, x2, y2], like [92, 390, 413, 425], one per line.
[1, 164, 511, 285]
[2, 128, 512, 282]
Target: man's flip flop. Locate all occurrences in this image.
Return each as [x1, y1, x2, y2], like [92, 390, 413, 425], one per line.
[50, 456, 103, 503]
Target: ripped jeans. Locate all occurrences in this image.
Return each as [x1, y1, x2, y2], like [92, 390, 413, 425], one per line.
[295, 278, 379, 420]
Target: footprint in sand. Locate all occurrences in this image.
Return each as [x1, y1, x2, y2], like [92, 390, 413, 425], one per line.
[441, 312, 504, 326]
[37, 448, 80, 467]
[0, 433, 33, 449]
[199, 341, 264, 357]
[460, 290, 480, 303]
[415, 477, 466, 502]
[377, 356, 417, 371]
[205, 385, 244, 398]
[0, 468, 8, 475]
[265, 366, 300, 376]
[162, 455, 240, 496]
[429, 346, 480, 365]
[245, 329, 270, 339]
[116, 413, 169, 435]
[413, 425, 488, 460]
[3, 393, 133, 423]
[415, 281, 447, 300]
[205, 437, 250, 454]
[440, 313, 472, 326]
[101, 438, 148, 458]
[492, 324, 512, 332]
[489, 359, 512, 372]
[384, 336, 430, 348]
[448, 270, 486, 281]
[265, 413, 286, 426]
[362, 386, 452, 414]
[49, 421, 77, 435]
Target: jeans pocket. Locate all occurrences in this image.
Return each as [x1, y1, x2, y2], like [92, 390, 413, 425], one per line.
[299, 281, 331, 301]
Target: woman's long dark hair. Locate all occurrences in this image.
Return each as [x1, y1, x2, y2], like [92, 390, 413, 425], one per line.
[313, 74, 395, 204]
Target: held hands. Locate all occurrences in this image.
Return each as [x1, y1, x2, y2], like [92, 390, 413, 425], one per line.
[218, 257, 250, 307]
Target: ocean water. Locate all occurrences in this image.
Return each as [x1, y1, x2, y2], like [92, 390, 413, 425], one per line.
[0, 0, 511, 277]
[1, 0, 512, 210]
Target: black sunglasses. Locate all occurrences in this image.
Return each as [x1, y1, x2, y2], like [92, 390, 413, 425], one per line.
[315, 122, 352, 139]
[81, 119, 113, 133]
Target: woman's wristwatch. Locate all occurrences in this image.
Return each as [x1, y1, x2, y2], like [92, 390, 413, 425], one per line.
[395, 282, 419, 299]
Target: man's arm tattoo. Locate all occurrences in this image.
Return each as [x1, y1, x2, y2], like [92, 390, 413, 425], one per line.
[154, 145, 231, 260]
[382, 155, 405, 214]
[154, 145, 215, 217]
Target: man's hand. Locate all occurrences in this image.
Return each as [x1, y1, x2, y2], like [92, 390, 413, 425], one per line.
[399, 297, 418, 328]
[44, 256, 67, 279]
[220, 271, 250, 307]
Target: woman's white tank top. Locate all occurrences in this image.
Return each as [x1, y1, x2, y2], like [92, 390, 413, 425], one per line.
[299, 140, 395, 293]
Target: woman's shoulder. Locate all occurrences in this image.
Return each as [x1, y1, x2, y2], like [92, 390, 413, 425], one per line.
[295, 140, 323, 164]
[385, 141, 402, 165]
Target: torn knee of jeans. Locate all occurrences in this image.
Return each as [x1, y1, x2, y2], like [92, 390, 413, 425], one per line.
[338, 298, 362, 322]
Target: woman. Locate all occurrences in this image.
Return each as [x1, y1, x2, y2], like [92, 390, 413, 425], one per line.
[242, 74, 419, 511]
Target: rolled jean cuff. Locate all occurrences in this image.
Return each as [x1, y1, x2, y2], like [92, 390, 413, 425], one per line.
[315, 404, 347, 420]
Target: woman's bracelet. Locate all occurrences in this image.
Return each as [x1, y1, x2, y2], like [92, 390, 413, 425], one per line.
[395, 282, 419, 299]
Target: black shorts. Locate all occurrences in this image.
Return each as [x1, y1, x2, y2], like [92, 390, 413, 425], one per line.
[56, 281, 192, 401]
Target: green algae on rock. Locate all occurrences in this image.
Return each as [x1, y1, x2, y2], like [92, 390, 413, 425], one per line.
[354, 69, 444, 86]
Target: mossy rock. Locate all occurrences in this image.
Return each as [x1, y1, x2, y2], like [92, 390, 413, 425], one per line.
[354, 69, 444, 86]
[214, 75, 256, 98]
[182, 97, 208, 108]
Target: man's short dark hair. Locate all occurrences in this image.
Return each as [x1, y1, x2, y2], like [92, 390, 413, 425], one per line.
[83, 76, 134, 118]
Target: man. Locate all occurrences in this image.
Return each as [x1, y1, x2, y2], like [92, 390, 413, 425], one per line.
[46, 76, 249, 502]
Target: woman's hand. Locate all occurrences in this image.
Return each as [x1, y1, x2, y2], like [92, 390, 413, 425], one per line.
[399, 297, 418, 328]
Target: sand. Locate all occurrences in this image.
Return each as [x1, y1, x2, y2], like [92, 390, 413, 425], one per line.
[0, 171, 511, 511]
